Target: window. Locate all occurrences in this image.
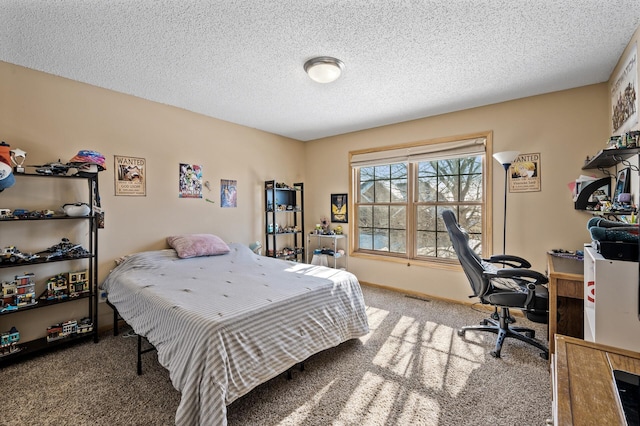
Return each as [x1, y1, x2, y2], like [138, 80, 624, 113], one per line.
[350, 133, 490, 265]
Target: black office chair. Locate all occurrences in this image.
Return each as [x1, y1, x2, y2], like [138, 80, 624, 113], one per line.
[441, 209, 549, 359]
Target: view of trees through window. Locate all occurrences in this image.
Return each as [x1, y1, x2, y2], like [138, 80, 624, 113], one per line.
[356, 154, 484, 261]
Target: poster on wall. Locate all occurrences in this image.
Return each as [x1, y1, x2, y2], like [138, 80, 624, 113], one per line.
[331, 193, 348, 223]
[509, 153, 541, 193]
[114, 155, 146, 196]
[179, 163, 203, 198]
[220, 179, 237, 207]
[611, 42, 637, 134]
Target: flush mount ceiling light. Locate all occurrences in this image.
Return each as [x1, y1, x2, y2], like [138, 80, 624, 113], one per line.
[304, 56, 344, 83]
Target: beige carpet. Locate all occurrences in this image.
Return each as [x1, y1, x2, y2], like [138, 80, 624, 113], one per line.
[0, 285, 551, 425]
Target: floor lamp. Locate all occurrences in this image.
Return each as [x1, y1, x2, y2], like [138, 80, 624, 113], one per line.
[493, 150, 520, 323]
[493, 151, 520, 254]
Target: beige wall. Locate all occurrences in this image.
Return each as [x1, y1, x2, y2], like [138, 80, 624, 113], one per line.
[305, 84, 610, 301]
[0, 61, 305, 335]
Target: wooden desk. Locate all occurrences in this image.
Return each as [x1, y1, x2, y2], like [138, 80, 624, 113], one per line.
[552, 335, 640, 425]
[547, 253, 584, 355]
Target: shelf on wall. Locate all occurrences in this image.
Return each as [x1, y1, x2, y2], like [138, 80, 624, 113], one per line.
[574, 177, 611, 210]
[582, 147, 640, 170]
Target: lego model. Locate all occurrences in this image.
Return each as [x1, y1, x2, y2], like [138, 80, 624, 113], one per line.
[37, 270, 89, 301]
[46, 319, 77, 343]
[77, 317, 93, 334]
[46, 317, 92, 343]
[68, 270, 89, 296]
[0, 246, 39, 263]
[39, 273, 70, 301]
[44, 238, 89, 260]
[13, 273, 37, 307]
[0, 326, 20, 356]
[0, 273, 37, 311]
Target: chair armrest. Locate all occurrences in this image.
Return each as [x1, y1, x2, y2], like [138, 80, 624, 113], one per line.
[495, 268, 549, 285]
[484, 254, 531, 269]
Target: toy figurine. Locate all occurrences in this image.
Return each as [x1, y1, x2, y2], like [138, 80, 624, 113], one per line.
[9, 148, 26, 173]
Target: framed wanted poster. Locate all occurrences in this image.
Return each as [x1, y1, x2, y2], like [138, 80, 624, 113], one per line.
[509, 153, 541, 193]
[114, 155, 146, 196]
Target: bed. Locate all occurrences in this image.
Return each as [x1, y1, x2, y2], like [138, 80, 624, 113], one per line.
[101, 240, 369, 426]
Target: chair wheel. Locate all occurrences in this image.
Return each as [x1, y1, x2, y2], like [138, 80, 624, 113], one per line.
[490, 350, 500, 358]
[457, 329, 464, 337]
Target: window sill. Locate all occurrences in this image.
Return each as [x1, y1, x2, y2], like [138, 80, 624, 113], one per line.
[350, 251, 462, 271]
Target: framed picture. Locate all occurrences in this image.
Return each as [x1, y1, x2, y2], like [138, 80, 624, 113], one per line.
[611, 42, 638, 134]
[508, 153, 541, 193]
[114, 155, 146, 196]
[220, 179, 237, 208]
[331, 193, 348, 223]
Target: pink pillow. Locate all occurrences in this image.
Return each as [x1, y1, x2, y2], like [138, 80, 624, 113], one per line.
[167, 234, 230, 259]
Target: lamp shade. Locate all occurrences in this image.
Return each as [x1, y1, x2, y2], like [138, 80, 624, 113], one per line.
[304, 57, 344, 83]
[492, 151, 520, 165]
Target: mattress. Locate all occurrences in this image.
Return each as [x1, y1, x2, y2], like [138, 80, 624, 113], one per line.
[101, 243, 369, 425]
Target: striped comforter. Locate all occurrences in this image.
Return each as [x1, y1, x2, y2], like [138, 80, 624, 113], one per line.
[101, 244, 369, 425]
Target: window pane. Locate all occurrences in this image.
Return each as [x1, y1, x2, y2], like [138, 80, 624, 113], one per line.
[373, 229, 389, 251]
[460, 173, 482, 201]
[374, 182, 390, 203]
[418, 161, 437, 177]
[460, 156, 482, 174]
[417, 176, 437, 202]
[373, 205, 389, 228]
[391, 163, 407, 179]
[438, 159, 459, 175]
[437, 175, 460, 202]
[436, 231, 457, 258]
[416, 206, 436, 231]
[358, 205, 373, 227]
[458, 205, 482, 234]
[390, 179, 407, 202]
[390, 230, 406, 254]
[360, 166, 374, 182]
[374, 165, 391, 179]
[416, 231, 436, 256]
[359, 228, 374, 250]
[389, 206, 406, 229]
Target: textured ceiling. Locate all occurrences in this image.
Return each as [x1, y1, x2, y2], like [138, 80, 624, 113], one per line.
[2, 1, 640, 141]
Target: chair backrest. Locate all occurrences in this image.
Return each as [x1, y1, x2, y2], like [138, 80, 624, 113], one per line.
[441, 209, 488, 298]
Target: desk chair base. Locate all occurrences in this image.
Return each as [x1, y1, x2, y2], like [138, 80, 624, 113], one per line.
[459, 307, 549, 360]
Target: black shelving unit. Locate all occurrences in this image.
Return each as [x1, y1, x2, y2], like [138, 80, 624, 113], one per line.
[0, 172, 99, 365]
[264, 180, 304, 261]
